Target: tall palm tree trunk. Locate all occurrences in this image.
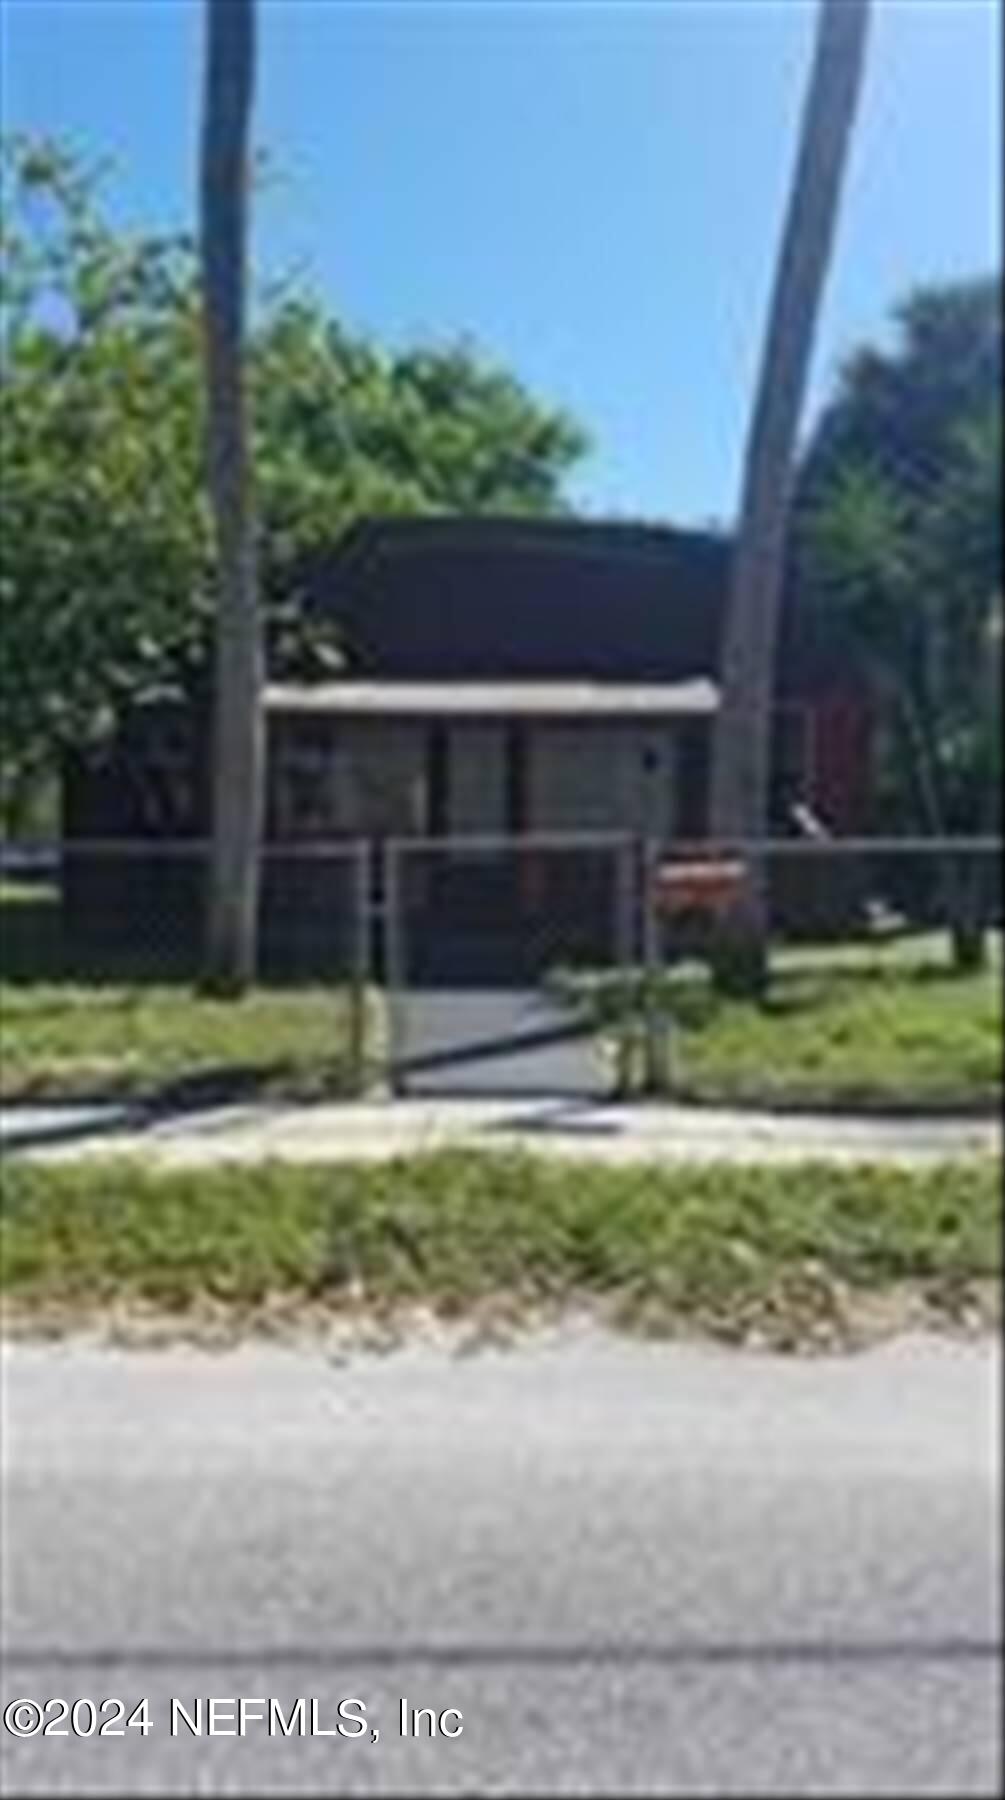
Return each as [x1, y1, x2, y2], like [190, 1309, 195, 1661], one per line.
[200, 0, 263, 994]
[710, 0, 871, 992]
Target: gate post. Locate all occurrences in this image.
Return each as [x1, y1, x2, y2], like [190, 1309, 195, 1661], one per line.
[641, 837, 671, 1095]
[346, 841, 371, 1097]
[612, 836, 637, 1099]
[382, 838, 407, 1095]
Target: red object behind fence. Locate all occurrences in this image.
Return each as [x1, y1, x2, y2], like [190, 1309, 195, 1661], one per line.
[653, 858, 747, 918]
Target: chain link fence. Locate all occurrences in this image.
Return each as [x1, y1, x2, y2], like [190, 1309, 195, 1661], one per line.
[0, 838, 372, 1097]
[2, 832, 1000, 1107]
[593, 836, 1003, 1105]
[382, 834, 636, 1093]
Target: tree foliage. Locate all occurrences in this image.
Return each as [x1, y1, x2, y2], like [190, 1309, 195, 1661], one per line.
[1, 138, 206, 810]
[801, 279, 1000, 507]
[798, 278, 1002, 837]
[0, 136, 587, 808]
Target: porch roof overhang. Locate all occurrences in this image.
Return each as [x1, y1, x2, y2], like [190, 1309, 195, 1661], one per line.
[263, 678, 719, 719]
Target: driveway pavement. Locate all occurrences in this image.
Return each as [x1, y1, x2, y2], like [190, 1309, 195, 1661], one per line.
[392, 987, 602, 1096]
[1, 1332, 999, 1795]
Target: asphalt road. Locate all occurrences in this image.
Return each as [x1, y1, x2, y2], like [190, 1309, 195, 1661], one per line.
[1, 1333, 1000, 1796]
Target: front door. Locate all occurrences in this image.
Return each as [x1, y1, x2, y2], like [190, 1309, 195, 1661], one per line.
[446, 724, 507, 835]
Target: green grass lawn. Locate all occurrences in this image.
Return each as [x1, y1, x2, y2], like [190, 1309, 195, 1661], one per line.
[2, 883, 1000, 1109]
[0, 883, 365, 1101]
[2, 1152, 998, 1349]
[0, 981, 365, 1102]
[567, 932, 1003, 1111]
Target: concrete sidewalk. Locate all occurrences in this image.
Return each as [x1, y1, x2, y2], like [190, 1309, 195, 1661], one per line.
[1, 1096, 999, 1167]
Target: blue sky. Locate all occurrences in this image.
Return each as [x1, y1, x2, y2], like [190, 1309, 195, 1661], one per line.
[2, 0, 1000, 525]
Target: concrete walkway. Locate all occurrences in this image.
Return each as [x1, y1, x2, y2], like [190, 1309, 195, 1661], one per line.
[1, 1096, 999, 1167]
[393, 987, 602, 1095]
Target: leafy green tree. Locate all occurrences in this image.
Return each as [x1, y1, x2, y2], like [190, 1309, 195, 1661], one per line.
[0, 136, 587, 826]
[249, 303, 586, 573]
[1, 137, 207, 827]
[800, 279, 1000, 507]
[800, 281, 1002, 968]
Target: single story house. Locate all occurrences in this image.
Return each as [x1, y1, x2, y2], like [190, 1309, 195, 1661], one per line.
[66, 514, 870, 841]
[62, 516, 872, 966]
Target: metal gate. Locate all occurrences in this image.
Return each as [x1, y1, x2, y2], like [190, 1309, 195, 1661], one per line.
[383, 834, 637, 1096]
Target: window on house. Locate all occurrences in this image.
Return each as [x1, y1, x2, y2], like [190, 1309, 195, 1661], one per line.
[271, 721, 338, 837]
[131, 718, 194, 835]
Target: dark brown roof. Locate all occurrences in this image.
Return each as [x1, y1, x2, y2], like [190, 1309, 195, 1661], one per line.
[291, 515, 859, 696]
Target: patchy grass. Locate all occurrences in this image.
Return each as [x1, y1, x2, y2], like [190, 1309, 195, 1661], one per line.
[0, 882, 367, 1102]
[562, 933, 1003, 1112]
[0, 981, 365, 1102]
[3, 884, 1000, 1112]
[1, 1152, 999, 1350]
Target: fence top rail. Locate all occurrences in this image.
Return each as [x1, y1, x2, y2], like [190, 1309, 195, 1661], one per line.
[1, 833, 1001, 865]
[664, 836, 1003, 857]
[260, 842, 372, 862]
[384, 832, 639, 854]
[9, 839, 372, 861]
